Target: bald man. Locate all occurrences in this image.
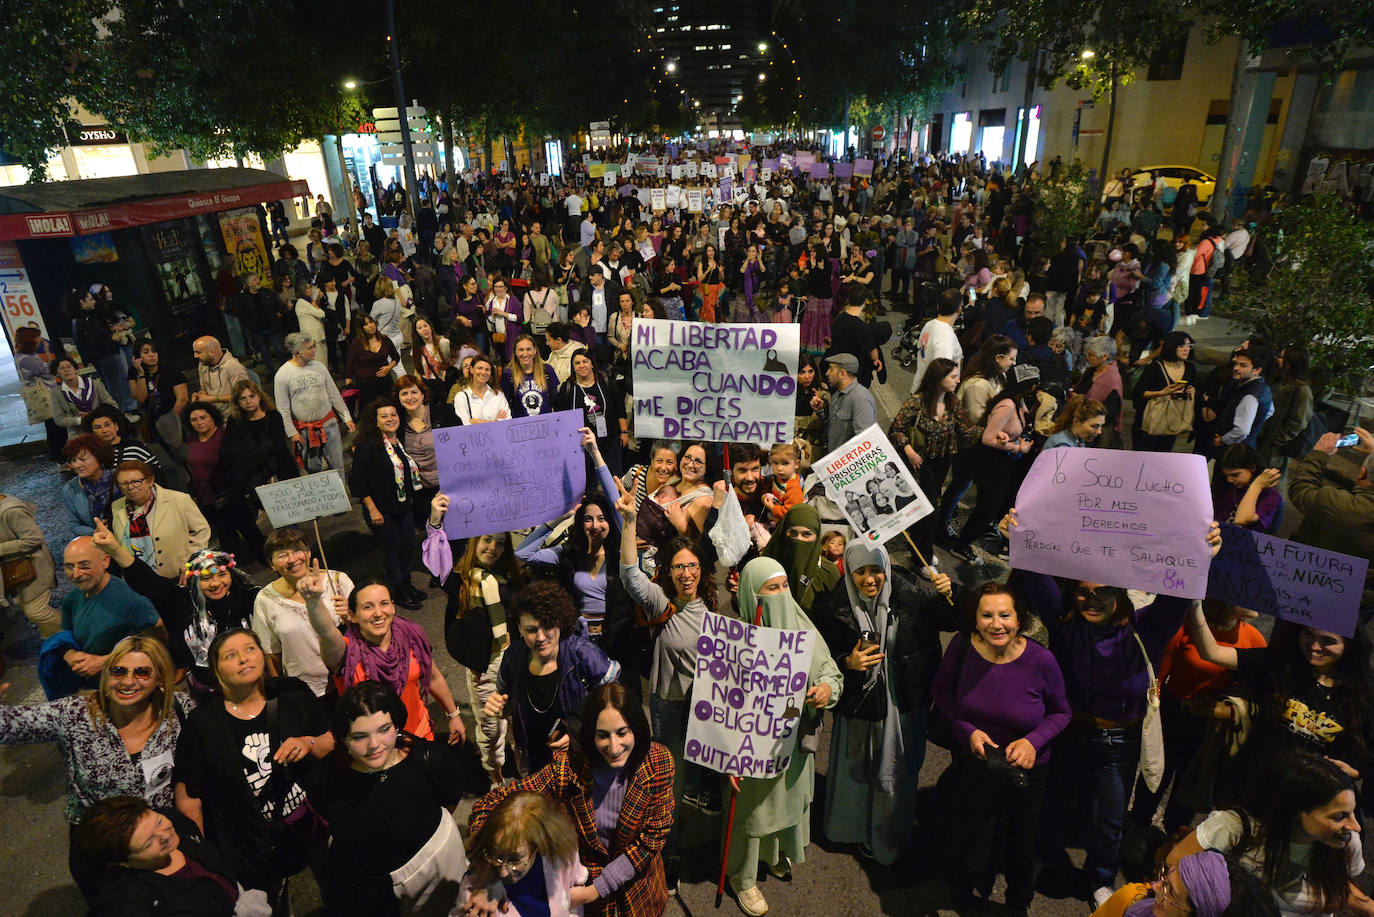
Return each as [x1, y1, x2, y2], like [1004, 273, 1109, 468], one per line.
[41, 537, 165, 699]
[191, 336, 249, 404]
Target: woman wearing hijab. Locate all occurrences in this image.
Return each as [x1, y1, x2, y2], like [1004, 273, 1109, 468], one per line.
[812, 539, 955, 865]
[725, 557, 843, 917]
[759, 504, 841, 615]
[1092, 850, 1278, 917]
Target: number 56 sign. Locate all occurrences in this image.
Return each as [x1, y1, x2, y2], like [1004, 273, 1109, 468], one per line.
[0, 242, 52, 353]
[1008, 448, 1214, 598]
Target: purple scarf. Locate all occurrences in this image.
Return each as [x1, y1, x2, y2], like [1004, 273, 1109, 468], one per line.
[342, 615, 434, 700]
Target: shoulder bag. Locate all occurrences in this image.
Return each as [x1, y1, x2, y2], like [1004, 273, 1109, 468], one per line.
[1132, 630, 1165, 793]
[1139, 364, 1194, 436]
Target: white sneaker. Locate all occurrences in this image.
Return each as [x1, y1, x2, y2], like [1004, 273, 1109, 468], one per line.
[1092, 885, 1115, 910]
[733, 880, 769, 916]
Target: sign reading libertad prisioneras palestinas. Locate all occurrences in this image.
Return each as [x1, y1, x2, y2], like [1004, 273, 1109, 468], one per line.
[632, 318, 799, 444]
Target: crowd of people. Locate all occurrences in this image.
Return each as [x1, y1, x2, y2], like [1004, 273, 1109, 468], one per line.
[1, 142, 1371, 917]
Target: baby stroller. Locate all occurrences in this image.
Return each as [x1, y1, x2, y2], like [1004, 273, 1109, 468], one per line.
[888, 318, 924, 369]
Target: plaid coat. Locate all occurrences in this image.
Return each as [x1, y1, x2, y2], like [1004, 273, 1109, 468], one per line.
[470, 742, 675, 917]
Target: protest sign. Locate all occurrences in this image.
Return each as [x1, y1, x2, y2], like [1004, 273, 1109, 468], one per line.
[685, 610, 816, 778]
[624, 152, 637, 172]
[833, 161, 853, 179]
[1208, 523, 1367, 637]
[686, 189, 704, 213]
[744, 163, 757, 183]
[671, 164, 683, 179]
[763, 158, 780, 171]
[796, 151, 816, 169]
[632, 318, 799, 444]
[854, 158, 874, 176]
[666, 184, 682, 208]
[701, 163, 717, 179]
[433, 411, 586, 540]
[719, 176, 733, 202]
[603, 172, 616, 187]
[760, 167, 773, 183]
[650, 188, 666, 212]
[809, 162, 830, 180]
[588, 162, 604, 178]
[1009, 448, 1213, 598]
[637, 239, 656, 262]
[816, 425, 933, 543]
[537, 173, 549, 186]
[685, 161, 699, 178]
[778, 153, 794, 172]
[256, 471, 352, 528]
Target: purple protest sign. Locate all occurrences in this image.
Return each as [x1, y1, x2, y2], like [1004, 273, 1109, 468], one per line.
[433, 411, 586, 540]
[719, 176, 733, 201]
[808, 162, 830, 179]
[854, 158, 874, 176]
[832, 161, 853, 179]
[1008, 447, 1213, 598]
[763, 158, 780, 170]
[1208, 523, 1367, 637]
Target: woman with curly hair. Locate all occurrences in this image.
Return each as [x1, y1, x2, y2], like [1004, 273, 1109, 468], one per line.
[483, 581, 620, 775]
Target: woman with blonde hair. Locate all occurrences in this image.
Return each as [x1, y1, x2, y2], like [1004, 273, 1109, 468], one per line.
[457, 791, 586, 916]
[500, 333, 560, 418]
[371, 275, 406, 362]
[0, 636, 189, 893]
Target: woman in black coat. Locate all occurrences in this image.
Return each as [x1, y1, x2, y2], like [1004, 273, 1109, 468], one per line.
[811, 539, 958, 865]
[223, 379, 299, 563]
[347, 398, 425, 610]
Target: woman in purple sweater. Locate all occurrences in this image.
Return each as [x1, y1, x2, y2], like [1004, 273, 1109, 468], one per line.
[932, 581, 1071, 917]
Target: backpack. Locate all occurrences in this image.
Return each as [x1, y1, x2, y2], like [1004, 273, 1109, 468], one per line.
[1204, 238, 1227, 279]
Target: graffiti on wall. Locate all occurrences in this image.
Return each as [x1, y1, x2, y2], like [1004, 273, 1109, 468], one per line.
[1301, 152, 1374, 203]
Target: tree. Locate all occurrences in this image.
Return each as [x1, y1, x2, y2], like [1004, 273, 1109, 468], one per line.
[0, 0, 370, 180]
[1226, 197, 1374, 395]
[964, 0, 1189, 186]
[1025, 160, 1097, 261]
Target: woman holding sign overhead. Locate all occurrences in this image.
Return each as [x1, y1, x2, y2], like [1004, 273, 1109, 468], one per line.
[814, 539, 955, 866]
[1002, 511, 1223, 909]
[1184, 602, 1374, 808]
[724, 557, 842, 917]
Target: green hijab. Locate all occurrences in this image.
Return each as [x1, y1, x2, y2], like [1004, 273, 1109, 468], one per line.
[737, 556, 820, 633]
[760, 503, 840, 613]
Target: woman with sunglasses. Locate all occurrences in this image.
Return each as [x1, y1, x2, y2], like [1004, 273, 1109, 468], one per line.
[0, 636, 189, 894]
[1091, 850, 1277, 917]
[109, 459, 211, 581]
[1003, 510, 1224, 909]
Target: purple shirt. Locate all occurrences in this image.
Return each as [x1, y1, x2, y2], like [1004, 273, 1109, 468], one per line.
[932, 634, 1071, 762]
[1213, 482, 1282, 532]
[590, 767, 635, 897]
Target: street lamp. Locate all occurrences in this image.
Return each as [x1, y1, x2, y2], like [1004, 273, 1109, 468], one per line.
[758, 41, 768, 53]
[1081, 49, 1095, 59]
[758, 72, 766, 82]
[666, 61, 676, 73]
[343, 80, 357, 90]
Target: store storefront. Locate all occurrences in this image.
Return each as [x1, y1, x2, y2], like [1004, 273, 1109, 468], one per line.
[0, 168, 308, 369]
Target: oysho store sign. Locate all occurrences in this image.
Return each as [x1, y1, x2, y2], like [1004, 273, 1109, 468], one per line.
[73, 125, 129, 146]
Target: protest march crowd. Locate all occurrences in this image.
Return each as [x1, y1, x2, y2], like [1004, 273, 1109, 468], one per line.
[3, 138, 1373, 917]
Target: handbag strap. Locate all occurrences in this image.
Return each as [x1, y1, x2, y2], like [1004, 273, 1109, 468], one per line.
[1130, 629, 1158, 696]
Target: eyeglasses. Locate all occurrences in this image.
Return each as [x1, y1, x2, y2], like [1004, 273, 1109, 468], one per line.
[670, 562, 701, 573]
[680, 455, 705, 466]
[110, 665, 156, 680]
[117, 478, 149, 490]
[484, 849, 533, 869]
[1153, 867, 1187, 911]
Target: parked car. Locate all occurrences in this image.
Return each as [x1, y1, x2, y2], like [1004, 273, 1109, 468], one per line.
[1124, 165, 1216, 210]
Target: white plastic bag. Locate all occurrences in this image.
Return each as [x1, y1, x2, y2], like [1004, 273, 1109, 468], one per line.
[709, 487, 752, 569]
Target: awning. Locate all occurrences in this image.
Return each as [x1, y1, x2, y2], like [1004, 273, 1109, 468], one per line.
[0, 168, 310, 241]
